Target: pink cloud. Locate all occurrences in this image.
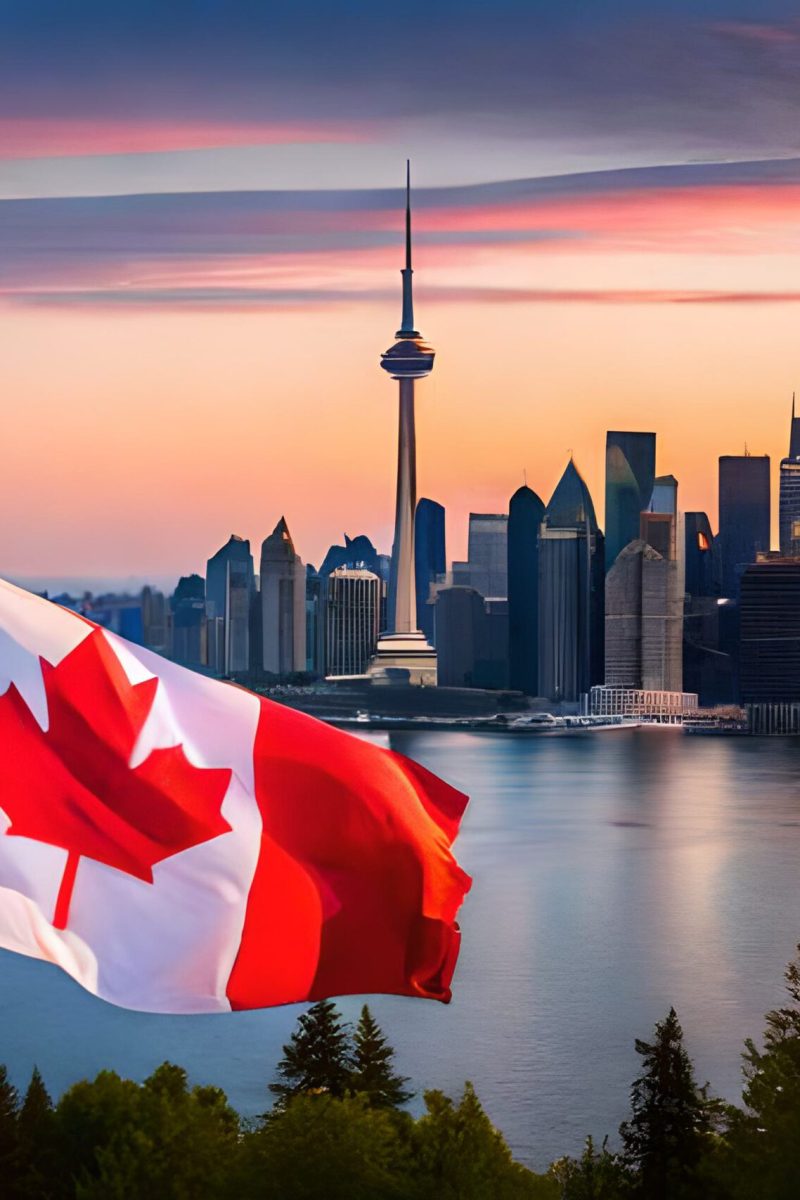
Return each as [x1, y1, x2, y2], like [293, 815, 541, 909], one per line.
[0, 117, 371, 160]
[712, 21, 800, 45]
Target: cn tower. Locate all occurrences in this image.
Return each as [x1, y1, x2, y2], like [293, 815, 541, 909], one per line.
[369, 163, 437, 684]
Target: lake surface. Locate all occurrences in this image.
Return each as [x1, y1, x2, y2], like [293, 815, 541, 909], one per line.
[2, 727, 800, 1168]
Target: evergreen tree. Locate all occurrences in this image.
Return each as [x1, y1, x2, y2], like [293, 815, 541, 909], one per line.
[350, 1005, 412, 1109]
[716, 944, 800, 1199]
[620, 1008, 715, 1200]
[269, 999, 353, 1104]
[17, 1067, 56, 1199]
[0, 1063, 20, 1182]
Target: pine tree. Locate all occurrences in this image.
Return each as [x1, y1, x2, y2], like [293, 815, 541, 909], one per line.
[620, 1007, 715, 1200]
[719, 944, 800, 1199]
[350, 1005, 412, 1109]
[17, 1067, 56, 1200]
[269, 999, 353, 1104]
[0, 1064, 20, 1185]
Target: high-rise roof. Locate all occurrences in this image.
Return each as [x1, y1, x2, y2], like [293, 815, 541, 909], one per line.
[545, 460, 599, 531]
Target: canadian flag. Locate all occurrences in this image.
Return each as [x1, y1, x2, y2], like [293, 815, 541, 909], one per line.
[0, 578, 470, 1013]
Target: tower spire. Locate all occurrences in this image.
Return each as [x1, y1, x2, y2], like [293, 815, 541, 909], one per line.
[398, 159, 418, 337]
[405, 158, 412, 271]
[790, 391, 800, 460]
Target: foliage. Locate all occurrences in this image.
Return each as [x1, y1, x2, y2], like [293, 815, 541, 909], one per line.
[549, 1135, 629, 1199]
[236, 1092, 412, 1200]
[619, 1007, 719, 1200]
[269, 998, 353, 1104]
[60, 1062, 239, 1200]
[412, 1081, 555, 1199]
[350, 1004, 413, 1108]
[711, 944, 800, 1199]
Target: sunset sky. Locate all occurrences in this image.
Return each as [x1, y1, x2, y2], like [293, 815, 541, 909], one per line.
[3, 0, 800, 590]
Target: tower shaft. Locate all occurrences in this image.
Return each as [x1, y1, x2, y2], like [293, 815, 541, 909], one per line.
[389, 378, 418, 633]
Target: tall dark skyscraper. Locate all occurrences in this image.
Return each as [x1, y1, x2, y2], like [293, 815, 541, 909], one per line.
[206, 534, 255, 675]
[414, 498, 446, 646]
[507, 484, 545, 695]
[539, 460, 605, 702]
[369, 163, 437, 684]
[605, 431, 656, 570]
[779, 395, 800, 557]
[739, 559, 800, 703]
[718, 453, 770, 597]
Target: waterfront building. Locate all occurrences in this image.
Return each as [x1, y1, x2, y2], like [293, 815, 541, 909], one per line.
[682, 511, 734, 704]
[604, 431, 656, 570]
[739, 558, 800, 704]
[605, 537, 682, 693]
[586, 685, 697, 724]
[206, 534, 255, 675]
[368, 163, 437, 684]
[170, 574, 206, 668]
[325, 567, 382, 676]
[435, 586, 488, 688]
[414, 498, 446, 645]
[718, 453, 770, 597]
[305, 567, 325, 676]
[260, 517, 307, 676]
[779, 395, 800, 557]
[466, 513, 508, 599]
[538, 459, 605, 702]
[507, 484, 546, 695]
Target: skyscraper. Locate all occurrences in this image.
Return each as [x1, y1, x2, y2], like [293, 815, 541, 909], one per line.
[740, 559, 800, 706]
[170, 574, 206, 668]
[325, 568, 382, 676]
[507, 484, 545, 695]
[779, 395, 800, 557]
[605, 431, 656, 570]
[538, 459, 605, 702]
[206, 534, 255, 675]
[466, 513, 508, 599]
[605, 536, 682, 692]
[369, 163, 437, 684]
[718, 453, 770, 597]
[414, 498, 446, 646]
[260, 517, 306, 676]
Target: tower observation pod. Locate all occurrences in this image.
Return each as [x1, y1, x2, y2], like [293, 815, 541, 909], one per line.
[368, 163, 438, 685]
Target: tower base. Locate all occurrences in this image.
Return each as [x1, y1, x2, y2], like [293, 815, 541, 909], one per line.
[367, 631, 437, 686]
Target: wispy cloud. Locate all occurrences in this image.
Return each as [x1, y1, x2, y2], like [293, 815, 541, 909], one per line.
[3, 158, 800, 308]
[12, 285, 800, 311]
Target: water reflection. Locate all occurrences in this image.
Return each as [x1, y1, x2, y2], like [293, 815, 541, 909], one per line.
[2, 729, 800, 1169]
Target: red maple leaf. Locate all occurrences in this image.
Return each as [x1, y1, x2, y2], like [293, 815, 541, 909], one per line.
[0, 628, 232, 930]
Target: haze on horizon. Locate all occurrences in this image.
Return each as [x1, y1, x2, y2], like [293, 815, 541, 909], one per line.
[2, 0, 800, 580]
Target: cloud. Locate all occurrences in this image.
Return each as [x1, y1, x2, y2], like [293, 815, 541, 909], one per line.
[3, 157, 800, 306]
[10, 285, 800, 312]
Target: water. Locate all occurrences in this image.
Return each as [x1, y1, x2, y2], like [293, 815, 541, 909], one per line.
[2, 727, 800, 1169]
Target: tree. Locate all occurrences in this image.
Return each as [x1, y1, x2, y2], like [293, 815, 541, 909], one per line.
[715, 944, 800, 1199]
[549, 1135, 629, 1199]
[413, 1081, 553, 1199]
[236, 1093, 412, 1200]
[620, 1008, 716, 1200]
[0, 1064, 20, 1187]
[269, 999, 353, 1104]
[350, 1005, 412, 1109]
[55, 1063, 239, 1200]
[17, 1067, 57, 1199]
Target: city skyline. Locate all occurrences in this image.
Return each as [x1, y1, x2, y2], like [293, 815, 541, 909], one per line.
[3, 2, 800, 580]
